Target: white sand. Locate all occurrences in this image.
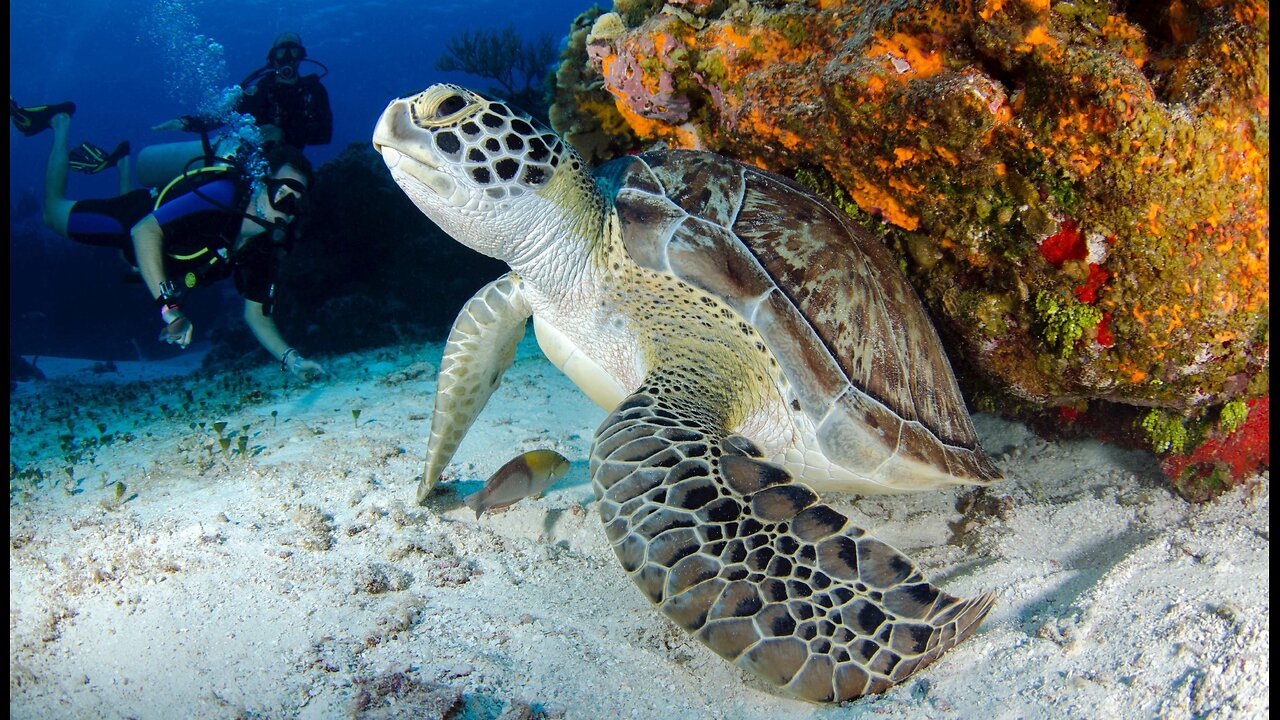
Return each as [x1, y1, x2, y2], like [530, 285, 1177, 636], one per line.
[9, 337, 1269, 719]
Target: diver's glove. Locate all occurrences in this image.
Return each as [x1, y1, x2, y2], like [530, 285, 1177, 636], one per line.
[69, 141, 130, 174]
[159, 306, 194, 348]
[280, 348, 325, 382]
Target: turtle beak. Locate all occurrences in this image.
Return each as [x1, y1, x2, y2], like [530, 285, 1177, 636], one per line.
[373, 97, 455, 198]
[372, 97, 434, 167]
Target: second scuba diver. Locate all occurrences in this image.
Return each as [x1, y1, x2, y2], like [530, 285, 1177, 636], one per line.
[153, 32, 333, 153]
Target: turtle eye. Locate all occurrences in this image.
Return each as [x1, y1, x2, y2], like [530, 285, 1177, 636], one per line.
[436, 94, 468, 119]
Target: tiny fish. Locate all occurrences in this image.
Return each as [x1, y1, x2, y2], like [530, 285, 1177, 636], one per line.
[463, 450, 571, 518]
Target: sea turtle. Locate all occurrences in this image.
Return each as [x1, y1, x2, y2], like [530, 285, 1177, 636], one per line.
[372, 85, 1002, 703]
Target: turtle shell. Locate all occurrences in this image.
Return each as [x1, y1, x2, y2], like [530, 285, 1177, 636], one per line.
[598, 150, 999, 486]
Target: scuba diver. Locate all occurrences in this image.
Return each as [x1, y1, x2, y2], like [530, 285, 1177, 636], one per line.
[154, 32, 333, 153]
[9, 101, 326, 381]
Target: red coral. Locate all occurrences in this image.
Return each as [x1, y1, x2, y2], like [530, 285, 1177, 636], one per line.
[1095, 311, 1114, 347]
[1161, 397, 1270, 501]
[1038, 219, 1085, 267]
[1074, 263, 1109, 303]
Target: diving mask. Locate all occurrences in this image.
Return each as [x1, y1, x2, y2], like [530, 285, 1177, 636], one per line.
[266, 176, 307, 216]
[271, 41, 305, 79]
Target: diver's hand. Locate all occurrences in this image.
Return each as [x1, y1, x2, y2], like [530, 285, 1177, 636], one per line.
[259, 125, 284, 144]
[284, 353, 326, 382]
[159, 314, 194, 348]
[152, 118, 186, 132]
[153, 115, 212, 132]
[293, 358, 325, 382]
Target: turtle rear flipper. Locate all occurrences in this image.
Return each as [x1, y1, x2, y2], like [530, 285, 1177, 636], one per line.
[591, 387, 994, 703]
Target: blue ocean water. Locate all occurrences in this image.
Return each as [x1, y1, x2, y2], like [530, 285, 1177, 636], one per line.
[8, 0, 594, 360]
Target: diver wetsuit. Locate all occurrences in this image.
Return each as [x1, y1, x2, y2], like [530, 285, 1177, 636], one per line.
[238, 73, 332, 150]
[64, 176, 280, 307]
[177, 72, 332, 152]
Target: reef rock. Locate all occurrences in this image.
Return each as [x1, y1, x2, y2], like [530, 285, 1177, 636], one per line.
[553, 0, 1269, 495]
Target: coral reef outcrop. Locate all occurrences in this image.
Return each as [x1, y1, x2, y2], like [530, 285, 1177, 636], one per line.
[552, 0, 1269, 495]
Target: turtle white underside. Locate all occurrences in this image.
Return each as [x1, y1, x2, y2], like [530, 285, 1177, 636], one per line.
[533, 315, 626, 410]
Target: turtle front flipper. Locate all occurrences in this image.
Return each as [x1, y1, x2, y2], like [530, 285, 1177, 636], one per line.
[420, 272, 531, 503]
[591, 389, 995, 703]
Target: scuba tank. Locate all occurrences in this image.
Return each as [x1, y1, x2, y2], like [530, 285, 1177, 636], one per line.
[135, 136, 242, 189]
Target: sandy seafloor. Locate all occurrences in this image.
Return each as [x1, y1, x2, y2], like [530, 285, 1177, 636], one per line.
[9, 335, 1269, 719]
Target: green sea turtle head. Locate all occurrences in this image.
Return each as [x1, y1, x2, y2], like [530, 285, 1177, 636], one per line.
[373, 84, 601, 264]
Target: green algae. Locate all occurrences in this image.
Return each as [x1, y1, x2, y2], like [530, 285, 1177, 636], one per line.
[1034, 291, 1102, 357]
[1140, 409, 1188, 455]
[1218, 400, 1249, 434]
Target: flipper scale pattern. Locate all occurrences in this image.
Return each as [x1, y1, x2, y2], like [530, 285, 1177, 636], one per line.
[591, 390, 995, 703]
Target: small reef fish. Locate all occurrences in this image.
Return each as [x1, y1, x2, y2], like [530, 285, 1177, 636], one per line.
[463, 450, 571, 518]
